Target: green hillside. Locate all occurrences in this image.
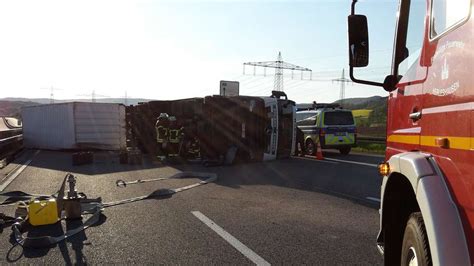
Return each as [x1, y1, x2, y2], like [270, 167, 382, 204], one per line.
[335, 96, 388, 127]
[352, 109, 372, 118]
[0, 101, 40, 118]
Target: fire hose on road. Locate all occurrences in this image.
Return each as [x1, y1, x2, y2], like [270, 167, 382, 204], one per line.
[0, 171, 217, 248]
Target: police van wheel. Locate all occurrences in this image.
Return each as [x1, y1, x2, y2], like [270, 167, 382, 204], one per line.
[305, 140, 316, 156]
[339, 147, 351, 155]
[401, 213, 431, 266]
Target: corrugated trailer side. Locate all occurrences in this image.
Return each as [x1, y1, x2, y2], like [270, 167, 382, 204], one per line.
[22, 103, 76, 149]
[22, 102, 126, 151]
[73, 102, 126, 150]
[130, 99, 204, 154]
[201, 96, 266, 162]
[131, 103, 157, 154]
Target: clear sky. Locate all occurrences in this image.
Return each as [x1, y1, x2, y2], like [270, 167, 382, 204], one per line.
[0, 0, 399, 103]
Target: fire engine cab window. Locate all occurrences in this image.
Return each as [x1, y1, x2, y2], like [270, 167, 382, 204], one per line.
[431, 0, 471, 38]
[324, 112, 354, 126]
[398, 0, 425, 75]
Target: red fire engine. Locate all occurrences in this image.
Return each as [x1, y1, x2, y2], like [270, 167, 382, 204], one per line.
[348, 0, 473, 264]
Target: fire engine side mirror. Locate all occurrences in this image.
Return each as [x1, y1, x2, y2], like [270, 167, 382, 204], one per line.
[348, 15, 369, 68]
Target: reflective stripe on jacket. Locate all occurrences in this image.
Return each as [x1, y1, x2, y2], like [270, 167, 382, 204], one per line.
[169, 127, 184, 143]
[156, 126, 169, 143]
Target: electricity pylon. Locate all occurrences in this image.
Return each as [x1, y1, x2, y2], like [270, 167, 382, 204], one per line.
[243, 51, 312, 92]
[76, 90, 109, 102]
[40, 86, 63, 103]
[332, 69, 351, 107]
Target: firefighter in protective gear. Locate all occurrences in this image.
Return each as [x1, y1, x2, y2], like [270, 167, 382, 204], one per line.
[155, 113, 170, 159]
[187, 137, 201, 159]
[168, 116, 184, 158]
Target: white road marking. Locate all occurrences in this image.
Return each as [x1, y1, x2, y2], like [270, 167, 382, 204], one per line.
[0, 150, 40, 192]
[348, 152, 385, 158]
[293, 156, 338, 164]
[191, 211, 270, 266]
[323, 157, 378, 168]
[366, 197, 381, 203]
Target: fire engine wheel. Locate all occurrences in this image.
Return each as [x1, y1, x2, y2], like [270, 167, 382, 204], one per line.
[401, 212, 431, 266]
[339, 147, 351, 155]
[305, 140, 316, 156]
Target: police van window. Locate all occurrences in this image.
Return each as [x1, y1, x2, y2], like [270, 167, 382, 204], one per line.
[324, 112, 354, 126]
[398, 0, 425, 76]
[296, 113, 306, 121]
[296, 113, 315, 122]
[299, 115, 317, 126]
[431, 0, 471, 38]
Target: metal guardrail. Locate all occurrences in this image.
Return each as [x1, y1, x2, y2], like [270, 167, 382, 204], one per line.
[0, 129, 22, 139]
[0, 134, 23, 144]
[357, 136, 386, 144]
[0, 134, 23, 160]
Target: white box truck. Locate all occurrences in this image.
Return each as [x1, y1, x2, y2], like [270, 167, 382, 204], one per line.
[22, 102, 126, 150]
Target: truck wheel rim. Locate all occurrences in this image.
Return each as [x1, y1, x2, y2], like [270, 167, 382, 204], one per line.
[307, 142, 314, 155]
[407, 246, 418, 266]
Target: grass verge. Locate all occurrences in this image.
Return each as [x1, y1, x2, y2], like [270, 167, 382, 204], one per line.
[353, 142, 386, 155]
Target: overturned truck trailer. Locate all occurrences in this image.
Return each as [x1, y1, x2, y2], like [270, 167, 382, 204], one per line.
[201, 94, 296, 162]
[127, 98, 204, 155]
[128, 92, 296, 162]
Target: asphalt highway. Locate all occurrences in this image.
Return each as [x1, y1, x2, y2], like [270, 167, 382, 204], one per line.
[0, 149, 383, 265]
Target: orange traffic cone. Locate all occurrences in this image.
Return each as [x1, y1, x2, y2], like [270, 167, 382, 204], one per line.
[316, 141, 324, 160]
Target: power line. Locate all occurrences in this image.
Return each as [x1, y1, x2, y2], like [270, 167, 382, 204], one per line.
[243, 76, 335, 96]
[234, 60, 389, 101]
[283, 80, 311, 91]
[243, 51, 312, 92]
[242, 79, 273, 94]
[284, 48, 393, 63]
[76, 90, 109, 102]
[240, 65, 389, 81]
[240, 79, 271, 92]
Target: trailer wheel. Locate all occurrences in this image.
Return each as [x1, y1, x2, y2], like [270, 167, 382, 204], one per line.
[339, 147, 351, 155]
[305, 140, 316, 156]
[401, 212, 431, 266]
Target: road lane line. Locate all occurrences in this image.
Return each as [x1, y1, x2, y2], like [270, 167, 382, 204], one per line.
[348, 152, 384, 158]
[191, 211, 270, 266]
[292, 156, 338, 164]
[0, 150, 40, 192]
[366, 197, 381, 203]
[323, 157, 378, 168]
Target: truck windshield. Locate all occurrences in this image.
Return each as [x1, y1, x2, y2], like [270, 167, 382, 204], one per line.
[324, 112, 354, 126]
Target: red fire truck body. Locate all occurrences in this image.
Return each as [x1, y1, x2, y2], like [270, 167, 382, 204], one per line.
[348, 0, 473, 264]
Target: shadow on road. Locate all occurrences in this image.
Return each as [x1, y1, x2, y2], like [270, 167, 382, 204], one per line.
[17, 149, 381, 210]
[6, 214, 107, 265]
[174, 157, 381, 209]
[321, 150, 384, 163]
[24, 150, 164, 176]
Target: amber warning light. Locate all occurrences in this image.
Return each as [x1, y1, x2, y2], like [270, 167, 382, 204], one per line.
[378, 162, 390, 176]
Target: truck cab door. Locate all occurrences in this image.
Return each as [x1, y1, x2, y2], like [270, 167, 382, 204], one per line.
[386, 80, 422, 157]
[386, 0, 426, 158]
[262, 97, 278, 161]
